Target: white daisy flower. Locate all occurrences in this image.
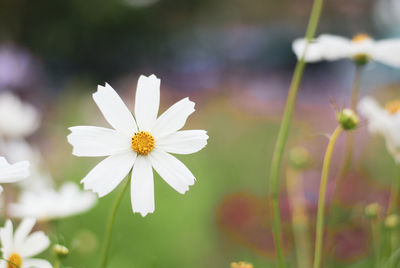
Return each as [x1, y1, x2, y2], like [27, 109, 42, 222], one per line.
[358, 96, 400, 162]
[8, 182, 97, 221]
[67, 74, 208, 216]
[0, 157, 29, 195]
[0, 218, 51, 268]
[292, 34, 400, 67]
[0, 92, 40, 138]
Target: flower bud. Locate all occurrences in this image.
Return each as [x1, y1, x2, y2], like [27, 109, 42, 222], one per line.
[385, 214, 400, 229]
[337, 109, 359, 130]
[231, 261, 253, 268]
[352, 54, 370, 66]
[288, 146, 312, 170]
[364, 203, 380, 219]
[54, 244, 69, 258]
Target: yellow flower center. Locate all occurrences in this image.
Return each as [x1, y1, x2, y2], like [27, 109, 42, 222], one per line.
[231, 262, 253, 268]
[7, 253, 22, 268]
[131, 131, 155, 155]
[385, 100, 400, 115]
[352, 33, 371, 43]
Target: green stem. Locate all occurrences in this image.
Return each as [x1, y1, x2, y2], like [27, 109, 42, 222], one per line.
[389, 165, 400, 215]
[350, 64, 362, 110]
[100, 175, 131, 268]
[371, 218, 381, 268]
[268, 0, 325, 266]
[386, 247, 400, 268]
[54, 258, 61, 268]
[331, 64, 362, 200]
[313, 126, 343, 268]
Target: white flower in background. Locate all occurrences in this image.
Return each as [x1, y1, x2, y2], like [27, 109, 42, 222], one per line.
[67, 74, 208, 216]
[0, 157, 29, 194]
[0, 92, 39, 138]
[358, 97, 400, 162]
[9, 183, 97, 221]
[0, 139, 53, 191]
[293, 34, 400, 67]
[0, 218, 51, 268]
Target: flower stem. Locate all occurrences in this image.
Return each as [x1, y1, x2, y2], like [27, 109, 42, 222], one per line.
[371, 218, 381, 268]
[313, 126, 343, 268]
[100, 175, 131, 268]
[388, 165, 400, 215]
[268, 0, 325, 266]
[54, 258, 61, 268]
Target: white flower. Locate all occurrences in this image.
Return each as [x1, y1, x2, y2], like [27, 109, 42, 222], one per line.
[0, 139, 54, 191]
[358, 96, 400, 162]
[0, 92, 40, 138]
[0, 157, 29, 195]
[0, 218, 52, 268]
[292, 34, 400, 67]
[9, 183, 97, 221]
[67, 74, 208, 216]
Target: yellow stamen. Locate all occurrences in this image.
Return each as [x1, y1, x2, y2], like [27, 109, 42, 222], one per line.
[7, 253, 22, 268]
[385, 100, 400, 115]
[230, 262, 253, 268]
[352, 33, 371, 43]
[131, 131, 155, 155]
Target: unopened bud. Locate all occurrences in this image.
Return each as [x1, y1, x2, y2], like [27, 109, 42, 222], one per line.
[385, 214, 400, 229]
[365, 203, 380, 219]
[337, 109, 359, 130]
[54, 244, 69, 258]
[288, 146, 312, 170]
[231, 261, 253, 268]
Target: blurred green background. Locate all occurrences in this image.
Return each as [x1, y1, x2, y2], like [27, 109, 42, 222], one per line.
[1, 0, 400, 267]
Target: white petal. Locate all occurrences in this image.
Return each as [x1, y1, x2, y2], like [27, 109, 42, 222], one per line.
[134, 75, 161, 131]
[317, 34, 352, 60]
[92, 83, 137, 136]
[151, 98, 195, 138]
[358, 97, 390, 135]
[0, 157, 29, 183]
[14, 218, 35, 250]
[149, 149, 195, 194]
[131, 156, 154, 217]
[292, 38, 324, 62]
[156, 130, 208, 155]
[81, 152, 136, 197]
[0, 260, 6, 268]
[19, 232, 50, 258]
[67, 126, 131, 157]
[372, 39, 400, 68]
[23, 258, 53, 268]
[0, 220, 13, 257]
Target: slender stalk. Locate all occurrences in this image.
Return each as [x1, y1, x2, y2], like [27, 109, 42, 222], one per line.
[313, 126, 343, 268]
[54, 258, 61, 268]
[333, 64, 362, 186]
[100, 176, 131, 268]
[268, 0, 325, 265]
[371, 218, 381, 268]
[388, 165, 400, 215]
[386, 247, 400, 268]
[286, 168, 312, 268]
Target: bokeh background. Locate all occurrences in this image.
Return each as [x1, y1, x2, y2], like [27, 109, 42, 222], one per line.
[1, 0, 400, 267]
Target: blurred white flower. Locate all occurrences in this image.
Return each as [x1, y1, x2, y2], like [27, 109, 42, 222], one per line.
[0, 139, 54, 191]
[0, 218, 51, 268]
[0, 92, 39, 138]
[9, 183, 97, 221]
[67, 74, 208, 216]
[0, 157, 29, 195]
[292, 34, 400, 68]
[358, 97, 400, 162]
